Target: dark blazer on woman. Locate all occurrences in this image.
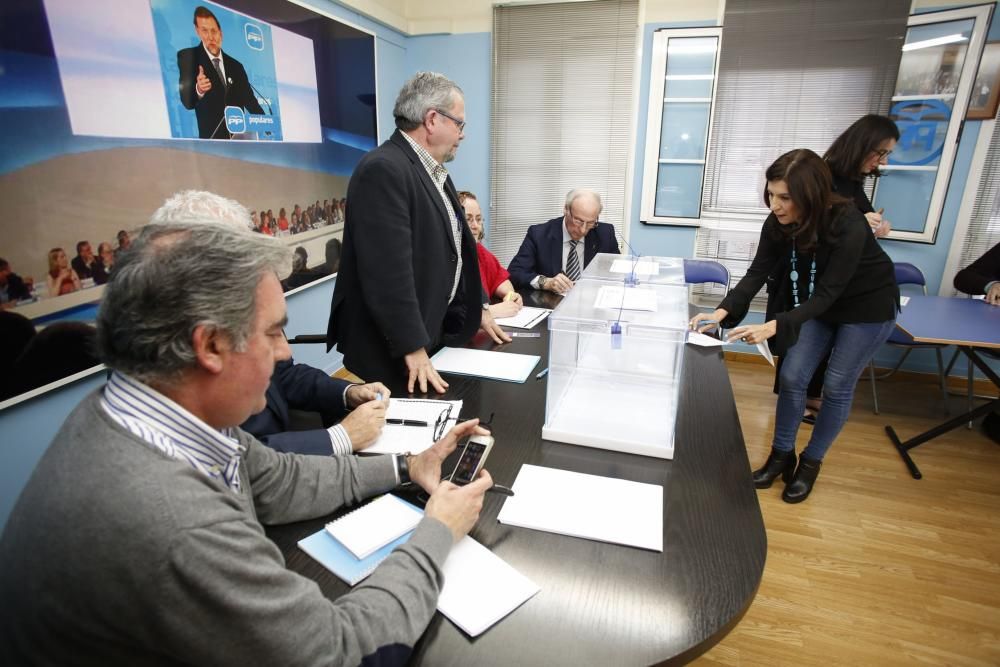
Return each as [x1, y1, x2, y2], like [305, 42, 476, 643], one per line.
[325, 130, 482, 386]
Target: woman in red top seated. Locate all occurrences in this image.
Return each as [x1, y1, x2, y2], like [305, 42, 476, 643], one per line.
[458, 191, 522, 319]
[277, 207, 290, 232]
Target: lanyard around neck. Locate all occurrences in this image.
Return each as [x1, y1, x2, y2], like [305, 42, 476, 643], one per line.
[790, 245, 816, 309]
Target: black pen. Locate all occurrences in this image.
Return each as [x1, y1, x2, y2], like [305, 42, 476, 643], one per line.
[487, 484, 515, 497]
[386, 419, 429, 427]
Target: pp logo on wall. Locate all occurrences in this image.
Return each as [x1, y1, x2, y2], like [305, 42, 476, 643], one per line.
[244, 23, 264, 51]
[225, 106, 247, 134]
[890, 99, 950, 166]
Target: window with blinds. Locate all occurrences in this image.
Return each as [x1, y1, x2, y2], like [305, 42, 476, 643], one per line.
[489, 0, 638, 266]
[951, 119, 1000, 295]
[702, 0, 908, 217]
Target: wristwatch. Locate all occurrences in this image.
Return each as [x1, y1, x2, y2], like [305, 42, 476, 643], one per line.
[538, 276, 547, 290]
[394, 452, 412, 486]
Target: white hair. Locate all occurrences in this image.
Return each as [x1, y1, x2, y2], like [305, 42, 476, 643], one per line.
[393, 72, 463, 131]
[150, 190, 253, 230]
[564, 188, 603, 214]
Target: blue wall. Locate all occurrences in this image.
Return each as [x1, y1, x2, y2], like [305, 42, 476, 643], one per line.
[407, 32, 494, 238]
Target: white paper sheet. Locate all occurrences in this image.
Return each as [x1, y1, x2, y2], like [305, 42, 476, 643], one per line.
[686, 331, 727, 347]
[363, 399, 462, 454]
[493, 306, 551, 329]
[437, 536, 540, 637]
[610, 258, 660, 275]
[497, 464, 664, 551]
[431, 347, 540, 383]
[593, 285, 658, 312]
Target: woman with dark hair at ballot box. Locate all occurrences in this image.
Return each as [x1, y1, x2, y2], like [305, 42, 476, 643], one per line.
[457, 190, 524, 319]
[689, 149, 899, 503]
[768, 115, 901, 424]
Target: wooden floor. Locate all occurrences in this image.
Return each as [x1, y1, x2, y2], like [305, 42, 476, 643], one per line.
[695, 359, 1000, 666]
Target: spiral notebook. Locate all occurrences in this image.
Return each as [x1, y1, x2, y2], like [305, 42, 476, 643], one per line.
[298, 495, 423, 585]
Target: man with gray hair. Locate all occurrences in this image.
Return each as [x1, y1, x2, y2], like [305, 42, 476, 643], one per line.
[327, 71, 509, 394]
[0, 220, 493, 664]
[151, 189, 390, 456]
[507, 188, 619, 293]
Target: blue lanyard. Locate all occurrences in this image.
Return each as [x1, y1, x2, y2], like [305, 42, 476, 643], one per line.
[790, 245, 816, 309]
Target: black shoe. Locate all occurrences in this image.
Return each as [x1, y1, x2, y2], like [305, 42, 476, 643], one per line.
[752, 448, 797, 489]
[782, 456, 822, 504]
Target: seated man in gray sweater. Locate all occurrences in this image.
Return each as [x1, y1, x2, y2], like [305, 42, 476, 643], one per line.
[0, 220, 493, 665]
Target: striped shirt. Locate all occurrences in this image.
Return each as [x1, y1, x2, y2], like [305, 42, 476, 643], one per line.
[100, 372, 244, 492]
[401, 131, 463, 301]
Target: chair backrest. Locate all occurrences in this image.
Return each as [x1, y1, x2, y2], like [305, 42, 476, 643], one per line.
[683, 259, 730, 290]
[893, 262, 927, 295]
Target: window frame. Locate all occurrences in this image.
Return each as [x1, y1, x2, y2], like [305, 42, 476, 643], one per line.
[875, 4, 994, 244]
[640, 27, 723, 226]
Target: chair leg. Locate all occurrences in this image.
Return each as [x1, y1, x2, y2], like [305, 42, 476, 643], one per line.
[869, 360, 880, 415]
[935, 347, 949, 417]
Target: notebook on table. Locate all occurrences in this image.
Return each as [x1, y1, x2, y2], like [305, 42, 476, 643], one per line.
[298, 494, 423, 585]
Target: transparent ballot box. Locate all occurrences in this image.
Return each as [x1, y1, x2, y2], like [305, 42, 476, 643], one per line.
[581, 252, 686, 286]
[542, 278, 687, 459]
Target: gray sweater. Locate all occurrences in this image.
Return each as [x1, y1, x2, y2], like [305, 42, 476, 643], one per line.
[0, 391, 454, 665]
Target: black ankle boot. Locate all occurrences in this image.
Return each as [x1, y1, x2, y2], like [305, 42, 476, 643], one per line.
[752, 448, 797, 489]
[782, 456, 822, 504]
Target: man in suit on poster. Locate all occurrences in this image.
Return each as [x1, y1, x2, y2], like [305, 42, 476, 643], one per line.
[326, 72, 509, 394]
[177, 6, 264, 139]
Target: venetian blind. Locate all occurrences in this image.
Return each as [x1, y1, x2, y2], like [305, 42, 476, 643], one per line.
[953, 119, 1000, 295]
[702, 0, 909, 215]
[490, 0, 638, 266]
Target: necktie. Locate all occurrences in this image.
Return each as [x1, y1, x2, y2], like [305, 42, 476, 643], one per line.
[212, 58, 226, 89]
[566, 240, 581, 281]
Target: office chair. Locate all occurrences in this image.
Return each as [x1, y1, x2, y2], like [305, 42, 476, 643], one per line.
[867, 262, 949, 415]
[684, 259, 730, 338]
[683, 259, 730, 292]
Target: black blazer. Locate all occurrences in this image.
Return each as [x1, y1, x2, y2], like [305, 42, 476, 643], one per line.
[326, 130, 482, 386]
[177, 46, 264, 139]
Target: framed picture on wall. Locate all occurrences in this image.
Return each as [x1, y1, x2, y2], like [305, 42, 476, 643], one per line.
[967, 42, 1000, 120]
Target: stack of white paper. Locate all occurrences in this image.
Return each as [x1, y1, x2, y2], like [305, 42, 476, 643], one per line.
[431, 347, 540, 383]
[326, 494, 423, 559]
[493, 306, 551, 329]
[497, 464, 664, 551]
[437, 536, 540, 637]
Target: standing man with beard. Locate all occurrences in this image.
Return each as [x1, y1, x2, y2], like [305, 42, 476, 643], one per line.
[327, 72, 509, 394]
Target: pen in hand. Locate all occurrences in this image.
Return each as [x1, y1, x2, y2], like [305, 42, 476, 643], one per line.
[487, 484, 515, 497]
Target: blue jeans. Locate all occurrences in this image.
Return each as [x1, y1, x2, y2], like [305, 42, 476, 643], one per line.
[772, 318, 896, 461]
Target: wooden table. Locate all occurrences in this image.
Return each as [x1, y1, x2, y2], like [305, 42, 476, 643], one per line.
[267, 293, 766, 665]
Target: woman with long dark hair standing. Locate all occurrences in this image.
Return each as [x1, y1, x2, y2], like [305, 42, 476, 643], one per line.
[768, 115, 901, 423]
[690, 149, 899, 503]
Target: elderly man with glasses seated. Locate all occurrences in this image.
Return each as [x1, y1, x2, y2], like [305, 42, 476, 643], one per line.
[507, 188, 619, 294]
